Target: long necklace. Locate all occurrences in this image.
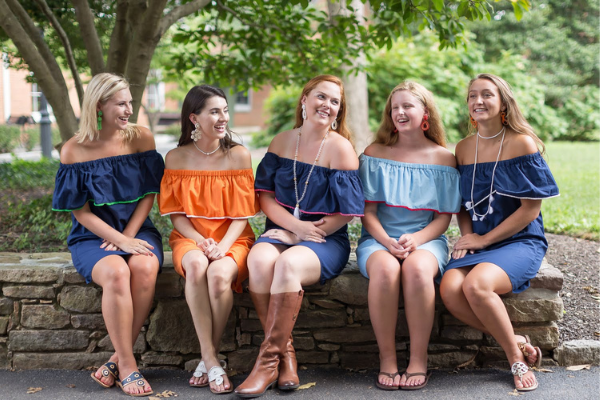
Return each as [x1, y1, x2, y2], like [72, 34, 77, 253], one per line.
[193, 140, 221, 156]
[293, 126, 329, 219]
[465, 127, 506, 221]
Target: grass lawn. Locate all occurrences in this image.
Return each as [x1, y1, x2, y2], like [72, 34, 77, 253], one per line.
[0, 141, 597, 252]
[542, 142, 599, 240]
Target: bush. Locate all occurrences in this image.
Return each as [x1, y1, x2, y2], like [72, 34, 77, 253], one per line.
[0, 158, 59, 189]
[0, 125, 21, 153]
[251, 86, 299, 148]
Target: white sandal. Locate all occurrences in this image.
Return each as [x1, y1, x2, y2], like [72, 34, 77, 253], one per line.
[208, 361, 233, 394]
[511, 361, 538, 392]
[190, 361, 208, 387]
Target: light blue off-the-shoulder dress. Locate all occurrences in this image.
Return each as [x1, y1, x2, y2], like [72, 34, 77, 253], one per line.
[356, 154, 461, 281]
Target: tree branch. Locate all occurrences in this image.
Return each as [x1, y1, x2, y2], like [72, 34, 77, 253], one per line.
[0, 0, 78, 142]
[5, 0, 65, 84]
[160, 0, 211, 35]
[215, 0, 285, 35]
[32, 0, 84, 106]
[107, 0, 131, 73]
[72, 0, 105, 75]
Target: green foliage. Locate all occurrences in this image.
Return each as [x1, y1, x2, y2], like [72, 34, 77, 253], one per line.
[0, 158, 59, 189]
[150, 203, 173, 252]
[251, 86, 299, 147]
[164, 124, 182, 138]
[0, 125, 20, 153]
[468, 0, 600, 140]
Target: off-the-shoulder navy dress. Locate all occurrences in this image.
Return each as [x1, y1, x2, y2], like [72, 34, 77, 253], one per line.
[445, 152, 559, 293]
[52, 150, 165, 283]
[254, 152, 364, 284]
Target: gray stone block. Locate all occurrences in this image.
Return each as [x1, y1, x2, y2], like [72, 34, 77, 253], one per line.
[530, 262, 563, 291]
[514, 323, 560, 350]
[329, 274, 368, 305]
[71, 314, 105, 329]
[155, 269, 183, 298]
[9, 330, 88, 351]
[314, 326, 375, 343]
[227, 348, 259, 373]
[0, 265, 60, 283]
[428, 351, 478, 368]
[503, 288, 563, 323]
[21, 305, 70, 329]
[339, 351, 379, 369]
[296, 350, 330, 364]
[62, 268, 86, 284]
[0, 298, 13, 315]
[293, 336, 315, 350]
[59, 286, 102, 313]
[295, 309, 346, 329]
[3, 285, 55, 299]
[554, 340, 600, 366]
[441, 326, 484, 342]
[97, 332, 146, 354]
[12, 351, 113, 370]
[146, 300, 200, 354]
[141, 351, 183, 366]
[0, 317, 8, 335]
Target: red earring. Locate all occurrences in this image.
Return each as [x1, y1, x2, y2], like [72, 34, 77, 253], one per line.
[470, 116, 477, 128]
[421, 114, 430, 131]
[393, 128, 398, 133]
[501, 111, 508, 125]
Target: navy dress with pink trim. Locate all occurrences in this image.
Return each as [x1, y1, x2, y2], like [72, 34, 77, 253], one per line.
[254, 152, 364, 283]
[52, 150, 165, 283]
[445, 152, 559, 293]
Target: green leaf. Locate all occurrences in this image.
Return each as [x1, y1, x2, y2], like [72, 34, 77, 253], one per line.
[432, 0, 444, 12]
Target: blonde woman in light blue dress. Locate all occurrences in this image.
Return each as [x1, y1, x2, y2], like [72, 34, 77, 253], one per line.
[356, 82, 460, 391]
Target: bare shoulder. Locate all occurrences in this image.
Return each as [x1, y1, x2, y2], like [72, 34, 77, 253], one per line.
[164, 146, 187, 169]
[505, 132, 539, 158]
[228, 145, 252, 169]
[363, 143, 385, 158]
[432, 145, 457, 168]
[132, 126, 156, 152]
[267, 129, 296, 155]
[329, 133, 359, 170]
[59, 136, 83, 164]
[454, 135, 475, 165]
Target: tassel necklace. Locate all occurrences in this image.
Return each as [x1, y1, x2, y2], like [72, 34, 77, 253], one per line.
[293, 126, 329, 219]
[465, 127, 505, 221]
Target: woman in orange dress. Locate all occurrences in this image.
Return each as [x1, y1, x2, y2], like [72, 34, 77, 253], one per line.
[158, 85, 258, 394]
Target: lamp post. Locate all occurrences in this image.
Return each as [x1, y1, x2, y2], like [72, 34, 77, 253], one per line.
[39, 92, 52, 159]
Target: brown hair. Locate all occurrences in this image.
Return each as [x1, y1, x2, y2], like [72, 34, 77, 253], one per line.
[374, 81, 446, 147]
[178, 85, 239, 152]
[467, 73, 545, 154]
[293, 75, 353, 143]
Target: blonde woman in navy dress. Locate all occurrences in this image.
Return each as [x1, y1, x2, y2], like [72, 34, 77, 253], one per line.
[235, 75, 364, 398]
[356, 82, 461, 390]
[440, 74, 559, 392]
[52, 73, 164, 397]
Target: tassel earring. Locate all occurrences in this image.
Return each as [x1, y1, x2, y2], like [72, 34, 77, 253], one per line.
[97, 111, 103, 131]
[470, 115, 477, 128]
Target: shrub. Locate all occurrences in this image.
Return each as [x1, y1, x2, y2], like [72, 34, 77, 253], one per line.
[0, 125, 21, 153]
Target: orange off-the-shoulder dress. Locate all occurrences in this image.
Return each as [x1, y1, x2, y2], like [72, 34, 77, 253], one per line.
[158, 169, 259, 293]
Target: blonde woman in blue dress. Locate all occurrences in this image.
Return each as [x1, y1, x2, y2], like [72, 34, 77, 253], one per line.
[440, 74, 559, 392]
[356, 82, 460, 390]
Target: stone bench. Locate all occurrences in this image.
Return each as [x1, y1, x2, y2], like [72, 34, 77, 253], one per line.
[0, 252, 564, 372]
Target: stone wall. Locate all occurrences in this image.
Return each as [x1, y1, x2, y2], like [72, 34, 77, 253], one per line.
[0, 252, 564, 372]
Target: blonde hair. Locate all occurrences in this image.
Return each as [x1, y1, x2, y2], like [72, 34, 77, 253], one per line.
[77, 73, 139, 143]
[375, 81, 446, 147]
[293, 75, 353, 144]
[467, 73, 545, 154]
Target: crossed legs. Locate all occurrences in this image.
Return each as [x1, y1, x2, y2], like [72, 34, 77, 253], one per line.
[440, 264, 538, 390]
[91, 254, 159, 396]
[182, 250, 238, 393]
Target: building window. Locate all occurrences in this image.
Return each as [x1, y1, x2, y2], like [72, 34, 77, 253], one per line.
[235, 90, 251, 112]
[31, 83, 42, 112]
[146, 82, 165, 111]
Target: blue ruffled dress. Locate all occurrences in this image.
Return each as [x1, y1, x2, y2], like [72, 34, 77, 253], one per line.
[254, 152, 365, 284]
[52, 150, 165, 283]
[356, 155, 461, 280]
[445, 152, 559, 293]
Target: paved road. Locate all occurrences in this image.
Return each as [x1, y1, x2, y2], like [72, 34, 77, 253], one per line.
[0, 367, 597, 399]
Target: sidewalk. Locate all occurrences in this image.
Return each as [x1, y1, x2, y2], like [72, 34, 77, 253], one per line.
[0, 367, 597, 399]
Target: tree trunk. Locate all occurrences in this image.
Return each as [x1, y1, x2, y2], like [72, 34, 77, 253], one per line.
[328, 0, 371, 153]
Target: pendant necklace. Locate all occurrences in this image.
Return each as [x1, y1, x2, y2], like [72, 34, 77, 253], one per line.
[465, 127, 505, 221]
[293, 126, 329, 219]
[193, 140, 221, 156]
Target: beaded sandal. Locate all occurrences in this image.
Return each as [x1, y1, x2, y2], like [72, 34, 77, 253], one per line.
[116, 371, 153, 397]
[90, 361, 119, 388]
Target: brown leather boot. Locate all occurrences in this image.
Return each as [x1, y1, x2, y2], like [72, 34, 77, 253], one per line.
[235, 290, 304, 398]
[249, 290, 300, 390]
